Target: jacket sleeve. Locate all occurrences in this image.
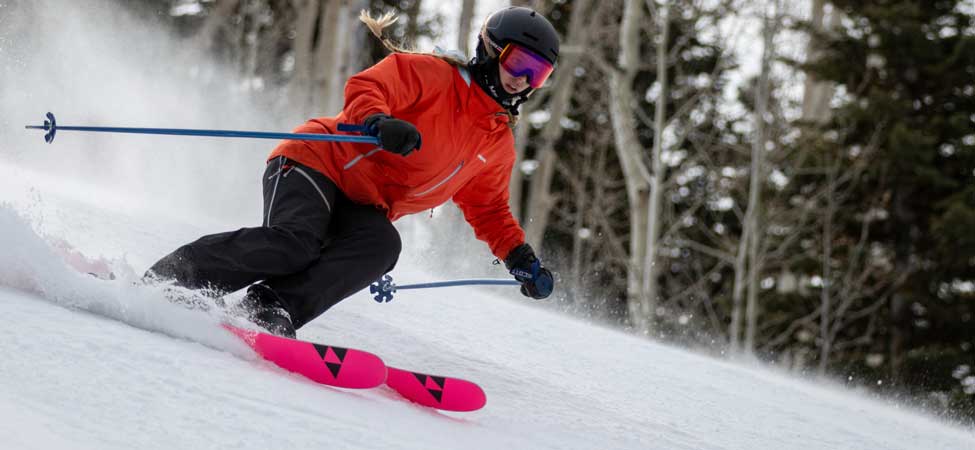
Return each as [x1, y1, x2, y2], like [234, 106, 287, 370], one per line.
[342, 53, 451, 124]
[452, 146, 526, 260]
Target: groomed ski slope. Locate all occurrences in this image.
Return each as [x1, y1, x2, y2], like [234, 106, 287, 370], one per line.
[1, 164, 974, 450]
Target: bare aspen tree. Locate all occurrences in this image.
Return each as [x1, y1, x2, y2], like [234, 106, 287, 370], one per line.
[744, 5, 776, 354]
[800, 0, 840, 371]
[507, 0, 542, 218]
[289, 0, 363, 118]
[641, 0, 671, 334]
[313, 0, 353, 115]
[457, 0, 477, 53]
[727, 1, 778, 355]
[407, 0, 424, 44]
[803, 0, 840, 373]
[341, 0, 371, 82]
[324, 4, 360, 115]
[236, 0, 267, 83]
[523, 0, 594, 249]
[544, 76, 620, 307]
[289, 0, 320, 117]
[194, 0, 242, 53]
[606, 0, 654, 333]
[510, 96, 537, 219]
[801, 0, 839, 124]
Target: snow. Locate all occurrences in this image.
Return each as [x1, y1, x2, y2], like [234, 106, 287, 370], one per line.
[1, 161, 974, 450]
[2, 1, 974, 448]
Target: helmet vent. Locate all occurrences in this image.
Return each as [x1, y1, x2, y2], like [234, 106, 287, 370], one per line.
[523, 32, 539, 41]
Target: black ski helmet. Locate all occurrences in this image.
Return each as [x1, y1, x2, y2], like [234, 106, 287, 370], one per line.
[469, 6, 560, 113]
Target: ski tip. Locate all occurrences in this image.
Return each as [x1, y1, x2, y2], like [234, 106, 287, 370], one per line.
[385, 366, 486, 412]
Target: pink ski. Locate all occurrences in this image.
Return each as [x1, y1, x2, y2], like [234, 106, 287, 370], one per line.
[224, 324, 387, 389]
[54, 245, 485, 408]
[385, 366, 487, 412]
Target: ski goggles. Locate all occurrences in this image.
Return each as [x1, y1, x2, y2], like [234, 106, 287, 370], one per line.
[498, 43, 555, 89]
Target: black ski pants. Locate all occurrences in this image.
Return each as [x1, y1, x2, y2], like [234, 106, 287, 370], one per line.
[146, 156, 401, 329]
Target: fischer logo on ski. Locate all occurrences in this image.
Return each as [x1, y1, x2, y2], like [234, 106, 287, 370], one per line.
[412, 372, 447, 403]
[313, 344, 348, 378]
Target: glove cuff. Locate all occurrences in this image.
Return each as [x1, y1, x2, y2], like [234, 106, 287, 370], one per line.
[363, 113, 392, 135]
[503, 243, 536, 272]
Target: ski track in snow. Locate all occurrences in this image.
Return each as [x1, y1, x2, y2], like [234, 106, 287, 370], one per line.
[1, 163, 974, 450]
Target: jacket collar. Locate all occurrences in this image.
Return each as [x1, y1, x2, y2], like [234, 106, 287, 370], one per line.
[434, 47, 511, 131]
[454, 66, 510, 132]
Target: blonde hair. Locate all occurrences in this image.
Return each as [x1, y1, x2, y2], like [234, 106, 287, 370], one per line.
[359, 10, 519, 127]
[359, 11, 467, 67]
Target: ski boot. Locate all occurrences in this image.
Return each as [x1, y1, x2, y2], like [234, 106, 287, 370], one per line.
[141, 272, 218, 311]
[237, 284, 296, 339]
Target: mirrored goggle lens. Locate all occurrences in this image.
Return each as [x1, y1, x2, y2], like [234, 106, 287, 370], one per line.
[499, 44, 554, 89]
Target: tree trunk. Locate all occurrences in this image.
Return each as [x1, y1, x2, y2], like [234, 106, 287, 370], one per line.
[641, 1, 671, 335]
[522, 0, 592, 249]
[194, 0, 241, 53]
[457, 0, 476, 53]
[801, 0, 840, 124]
[404, 0, 423, 45]
[309, 0, 336, 115]
[507, 1, 547, 219]
[887, 185, 917, 384]
[730, 225, 748, 352]
[569, 147, 593, 305]
[317, 0, 352, 115]
[509, 0, 539, 7]
[289, 0, 320, 118]
[341, 0, 371, 89]
[238, 0, 265, 82]
[739, 2, 776, 355]
[818, 159, 836, 373]
[510, 107, 532, 220]
[608, 0, 653, 333]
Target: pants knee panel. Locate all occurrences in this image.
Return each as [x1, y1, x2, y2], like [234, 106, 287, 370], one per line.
[374, 222, 402, 272]
[268, 226, 322, 272]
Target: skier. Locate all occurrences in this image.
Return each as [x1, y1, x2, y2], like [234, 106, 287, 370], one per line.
[145, 6, 559, 338]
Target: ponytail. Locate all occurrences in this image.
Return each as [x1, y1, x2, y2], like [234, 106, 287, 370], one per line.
[358, 10, 519, 127]
[358, 10, 467, 67]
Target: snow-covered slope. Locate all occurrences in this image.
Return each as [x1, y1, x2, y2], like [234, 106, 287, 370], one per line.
[1, 161, 973, 450]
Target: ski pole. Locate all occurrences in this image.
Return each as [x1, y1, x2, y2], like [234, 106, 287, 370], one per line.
[369, 275, 520, 303]
[25, 112, 379, 145]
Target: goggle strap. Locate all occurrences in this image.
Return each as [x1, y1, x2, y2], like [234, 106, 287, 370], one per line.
[480, 26, 503, 58]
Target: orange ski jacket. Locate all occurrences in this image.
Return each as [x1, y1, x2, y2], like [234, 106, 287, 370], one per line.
[269, 53, 525, 259]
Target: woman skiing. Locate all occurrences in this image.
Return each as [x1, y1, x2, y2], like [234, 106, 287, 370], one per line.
[146, 6, 558, 338]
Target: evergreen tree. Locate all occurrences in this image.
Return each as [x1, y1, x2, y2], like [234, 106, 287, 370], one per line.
[800, 0, 975, 420]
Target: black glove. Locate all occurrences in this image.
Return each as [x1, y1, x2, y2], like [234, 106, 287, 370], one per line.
[364, 113, 421, 156]
[504, 243, 554, 300]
